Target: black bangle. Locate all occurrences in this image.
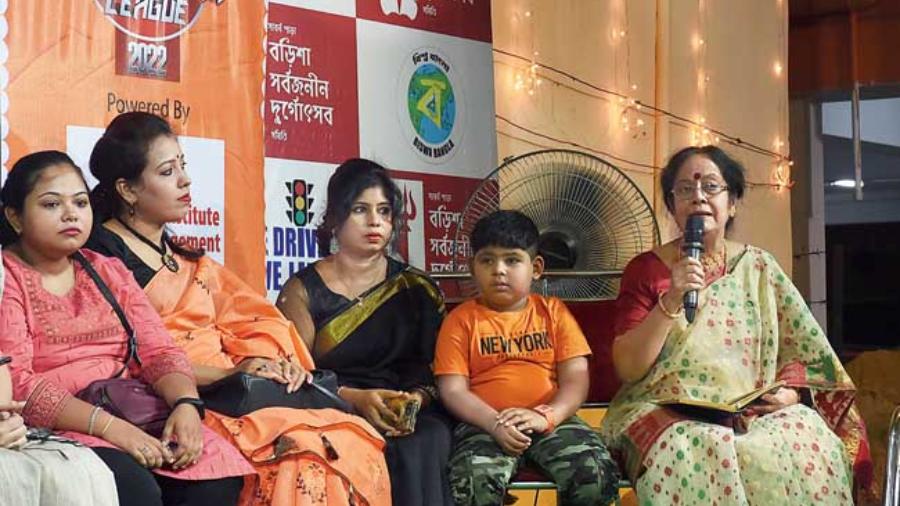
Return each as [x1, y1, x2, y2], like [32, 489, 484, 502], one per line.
[173, 397, 206, 420]
[413, 385, 438, 403]
[0, 356, 11, 367]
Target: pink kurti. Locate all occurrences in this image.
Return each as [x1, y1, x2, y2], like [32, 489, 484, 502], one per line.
[0, 249, 253, 480]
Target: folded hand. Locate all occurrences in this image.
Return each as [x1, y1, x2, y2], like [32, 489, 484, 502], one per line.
[234, 357, 312, 393]
[748, 387, 799, 416]
[0, 412, 27, 449]
[162, 404, 204, 470]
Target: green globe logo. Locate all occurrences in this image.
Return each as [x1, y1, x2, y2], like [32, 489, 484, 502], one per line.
[407, 63, 456, 145]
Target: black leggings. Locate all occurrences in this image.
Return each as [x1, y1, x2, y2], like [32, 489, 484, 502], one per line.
[92, 447, 243, 506]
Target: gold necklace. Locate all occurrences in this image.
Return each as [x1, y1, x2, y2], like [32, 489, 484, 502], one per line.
[699, 246, 727, 282]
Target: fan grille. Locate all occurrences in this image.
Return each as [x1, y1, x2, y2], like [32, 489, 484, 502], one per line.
[450, 150, 659, 301]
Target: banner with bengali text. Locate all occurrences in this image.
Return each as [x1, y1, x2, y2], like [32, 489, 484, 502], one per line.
[1, 1, 494, 296]
[263, 0, 495, 300]
[3, 0, 266, 287]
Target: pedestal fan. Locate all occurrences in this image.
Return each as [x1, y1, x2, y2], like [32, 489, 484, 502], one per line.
[449, 149, 659, 301]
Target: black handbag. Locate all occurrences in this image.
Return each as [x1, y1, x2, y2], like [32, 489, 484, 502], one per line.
[198, 369, 352, 418]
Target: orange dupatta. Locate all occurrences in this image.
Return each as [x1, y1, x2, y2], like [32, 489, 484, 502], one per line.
[144, 254, 390, 506]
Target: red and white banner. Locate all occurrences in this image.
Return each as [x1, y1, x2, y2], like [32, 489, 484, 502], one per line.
[264, 0, 495, 299]
[2, 1, 494, 296]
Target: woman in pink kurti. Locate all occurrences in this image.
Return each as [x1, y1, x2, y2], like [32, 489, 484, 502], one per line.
[0, 151, 253, 506]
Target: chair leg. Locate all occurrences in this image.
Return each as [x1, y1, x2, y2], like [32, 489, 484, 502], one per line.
[886, 406, 900, 506]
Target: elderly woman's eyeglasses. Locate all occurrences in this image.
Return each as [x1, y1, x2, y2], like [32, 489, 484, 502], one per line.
[671, 181, 729, 201]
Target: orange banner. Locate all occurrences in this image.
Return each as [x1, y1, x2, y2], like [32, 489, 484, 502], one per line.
[3, 1, 266, 289]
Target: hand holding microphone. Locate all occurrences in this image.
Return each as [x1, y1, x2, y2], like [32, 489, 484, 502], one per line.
[662, 215, 706, 323]
[681, 215, 705, 323]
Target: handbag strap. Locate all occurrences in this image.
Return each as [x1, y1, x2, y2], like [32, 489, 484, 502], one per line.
[306, 378, 351, 409]
[72, 252, 141, 377]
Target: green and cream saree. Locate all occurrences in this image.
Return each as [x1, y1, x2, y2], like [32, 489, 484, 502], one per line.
[600, 246, 871, 505]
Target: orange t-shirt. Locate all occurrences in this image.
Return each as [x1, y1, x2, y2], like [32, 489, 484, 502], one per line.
[433, 294, 592, 411]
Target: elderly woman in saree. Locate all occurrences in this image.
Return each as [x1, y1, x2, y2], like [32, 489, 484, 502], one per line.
[85, 112, 390, 506]
[600, 145, 872, 505]
[277, 158, 454, 506]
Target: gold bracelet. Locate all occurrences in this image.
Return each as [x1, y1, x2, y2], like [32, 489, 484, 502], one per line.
[657, 291, 683, 319]
[99, 415, 115, 438]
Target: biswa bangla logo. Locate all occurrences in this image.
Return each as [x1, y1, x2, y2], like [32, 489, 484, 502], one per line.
[402, 49, 462, 162]
[95, 0, 222, 42]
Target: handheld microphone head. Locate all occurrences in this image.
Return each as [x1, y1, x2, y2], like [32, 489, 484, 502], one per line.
[683, 214, 705, 253]
[682, 214, 705, 323]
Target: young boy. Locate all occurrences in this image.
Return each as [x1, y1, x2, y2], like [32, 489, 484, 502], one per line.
[434, 210, 620, 506]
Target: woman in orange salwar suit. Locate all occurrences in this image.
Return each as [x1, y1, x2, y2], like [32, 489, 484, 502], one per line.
[85, 112, 390, 506]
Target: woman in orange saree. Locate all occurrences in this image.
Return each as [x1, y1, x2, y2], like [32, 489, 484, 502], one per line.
[85, 112, 390, 506]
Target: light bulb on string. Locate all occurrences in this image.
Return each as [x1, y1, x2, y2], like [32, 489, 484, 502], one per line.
[773, 137, 785, 151]
[692, 34, 705, 51]
[772, 159, 793, 191]
[618, 96, 648, 140]
[697, 72, 706, 89]
[514, 58, 541, 96]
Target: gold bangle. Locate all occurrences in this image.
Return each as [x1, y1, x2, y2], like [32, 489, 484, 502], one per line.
[657, 291, 683, 319]
[99, 415, 115, 438]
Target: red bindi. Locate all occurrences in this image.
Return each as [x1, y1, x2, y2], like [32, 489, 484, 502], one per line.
[693, 172, 702, 180]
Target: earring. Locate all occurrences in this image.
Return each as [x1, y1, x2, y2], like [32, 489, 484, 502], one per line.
[128, 202, 136, 217]
[329, 229, 339, 254]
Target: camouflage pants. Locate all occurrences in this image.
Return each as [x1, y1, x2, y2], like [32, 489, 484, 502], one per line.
[448, 416, 620, 506]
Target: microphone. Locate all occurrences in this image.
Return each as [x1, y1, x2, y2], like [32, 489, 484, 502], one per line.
[682, 214, 705, 323]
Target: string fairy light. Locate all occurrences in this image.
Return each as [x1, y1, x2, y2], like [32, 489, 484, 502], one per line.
[496, 115, 789, 190]
[499, 0, 793, 190]
[496, 47, 791, 189]
[771, 0, 791, 190]
[605, 0, 648, 139]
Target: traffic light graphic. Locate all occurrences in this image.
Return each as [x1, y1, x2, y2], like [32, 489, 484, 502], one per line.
[285, 179, 314, 226]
